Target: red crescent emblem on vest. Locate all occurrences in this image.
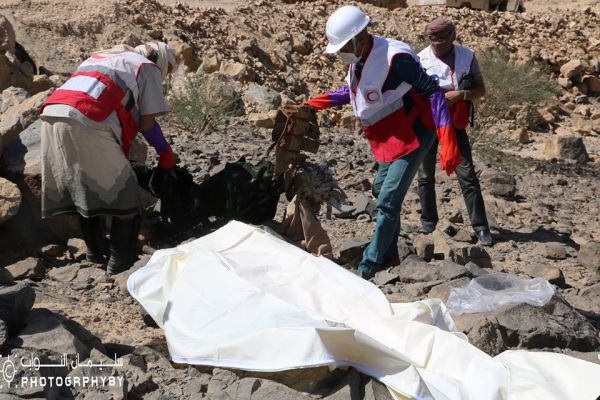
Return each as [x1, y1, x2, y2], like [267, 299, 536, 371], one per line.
[366, 90, 380, 104]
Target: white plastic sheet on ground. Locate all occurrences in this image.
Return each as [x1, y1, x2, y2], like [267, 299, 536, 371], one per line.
[128, 221, 600, 400]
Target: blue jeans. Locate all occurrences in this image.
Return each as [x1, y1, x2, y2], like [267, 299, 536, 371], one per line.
[358, 120, 435, 276]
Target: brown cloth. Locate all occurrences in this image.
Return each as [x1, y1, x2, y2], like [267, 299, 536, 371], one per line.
[425, 17, 456, 44]
[276, 195, 333, 259]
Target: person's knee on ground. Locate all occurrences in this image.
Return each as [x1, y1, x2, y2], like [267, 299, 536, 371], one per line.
[107, 215, 141, 275]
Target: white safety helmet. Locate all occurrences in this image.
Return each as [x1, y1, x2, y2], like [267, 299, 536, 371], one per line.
[325, 5, 370, 54]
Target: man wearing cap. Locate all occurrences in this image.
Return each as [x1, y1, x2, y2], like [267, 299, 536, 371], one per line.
[304, 5, 461, 279]
[415, 18, 492, 246]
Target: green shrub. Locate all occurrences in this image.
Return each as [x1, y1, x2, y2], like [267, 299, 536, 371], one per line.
[170, 74, 243, 134]
[477, 50, 560, 120]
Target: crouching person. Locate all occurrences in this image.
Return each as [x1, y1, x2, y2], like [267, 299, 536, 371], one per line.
[40, 41, 178, 274]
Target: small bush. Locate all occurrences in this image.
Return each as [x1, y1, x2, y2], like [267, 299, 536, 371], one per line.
[477, 50, 560, 120]
[170, 74, 243, 134]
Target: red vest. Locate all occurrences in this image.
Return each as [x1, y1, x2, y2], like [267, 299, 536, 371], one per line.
[347, 37, 423, 163]
[40, 51, 155, 157]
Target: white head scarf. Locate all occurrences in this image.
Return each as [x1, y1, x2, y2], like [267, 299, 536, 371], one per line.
[134, 41, 178, 80]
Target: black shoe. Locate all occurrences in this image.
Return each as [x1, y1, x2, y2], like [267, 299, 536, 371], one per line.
[79, 215, 108, 264]
[107, 216, 141, 275]
[476, 229, 493, 247]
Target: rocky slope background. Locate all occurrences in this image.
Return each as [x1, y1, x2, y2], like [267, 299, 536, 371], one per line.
[0, 0, 600, 399]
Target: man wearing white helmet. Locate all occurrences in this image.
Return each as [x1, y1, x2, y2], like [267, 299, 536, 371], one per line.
[305, 6, 460, 279]
[40, 41, 178, 274]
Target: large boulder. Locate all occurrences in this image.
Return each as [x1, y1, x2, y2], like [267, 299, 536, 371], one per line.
[0, 89, 51, 157]
[560, 60, 586, 80]
[0, 52, 34, 92]
[454, 296, 600, 356]
[0, 282, 35, 335]
[243, 83, 281, 113]
[0, 176, 21, 224]
[1, 86, 29, 113]
[2, 119, 80, 242]
[11, 308, 105, 360]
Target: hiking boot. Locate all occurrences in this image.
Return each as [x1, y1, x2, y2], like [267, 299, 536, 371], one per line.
[476, 228, 493, 247]
[79, 215, 108, 264]
[106, 216, 141, 275]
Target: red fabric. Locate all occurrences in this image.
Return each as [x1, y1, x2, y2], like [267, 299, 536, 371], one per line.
[158, 147, 175, 170]
[40, 71, 138, 157]
[303, 96, 332, 110]
[361, 106, 421, 163]
[451, 101, 470, 130]
[436, 125, 461, 175]
[411, 91, 461, 175]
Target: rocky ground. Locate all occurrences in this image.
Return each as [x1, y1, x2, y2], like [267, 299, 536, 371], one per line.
[1, 0, 600, 399]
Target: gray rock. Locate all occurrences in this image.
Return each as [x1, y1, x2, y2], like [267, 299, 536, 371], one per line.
[1, 86, 29, 113]
[207, 368, 238, 395]
[451, 244, 492, 268]
[0, 267, 15, 284]
[0, 348, 69, 399]
[364, 378, 394, 400]
[454, 296, 600, 356]
[527, 264, 566, 287]
[243, 84, 281, 112]
[413, 236, 434, 262]
[6, 257, 45, 280]
[38, 243, 67, 258]
[578, 241, 600, 275]
[2, 118, 43, 177]
[447, 209, 464, 224]
[352, 195, 376, 218]
[373, 270, 400, 286]
[338, 237, 370, 265]
[544, 135, 589, 163]
[67, 238, 87, 261]
[566, 283, 600, 318]
[0, 282, 35, 334]
[464, 261, 489, 277]
[13, 308, 105, 360]
[223, 377, 261, 398]
[249, 379, 312, 400]
[390, 256, 439, 283]
[396, 240, 414, 262]
[453, 228, 475, 243]
[482, 171, 517, 198]
[536, 242, 567, 260]
[48, 263, 82, 282]
[74, 266, 107, 285]
[0, 176, 21, 224]
[438, 260, 472, 280]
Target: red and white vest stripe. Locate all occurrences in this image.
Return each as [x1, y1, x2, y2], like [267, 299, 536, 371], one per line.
[41, 51, 157, 157]
[346, 36, 422, 163]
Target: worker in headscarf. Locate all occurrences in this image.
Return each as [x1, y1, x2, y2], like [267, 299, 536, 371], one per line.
[40, 41, 178, 274]
[414, 18, 493, 246]
[303, 5, 461, 279]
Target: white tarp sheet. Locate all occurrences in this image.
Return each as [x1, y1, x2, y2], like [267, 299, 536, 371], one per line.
[128, 221, 600, 400]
